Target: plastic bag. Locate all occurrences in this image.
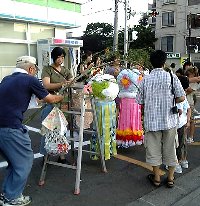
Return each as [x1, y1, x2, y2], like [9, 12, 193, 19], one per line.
[42, 107, 69, 155]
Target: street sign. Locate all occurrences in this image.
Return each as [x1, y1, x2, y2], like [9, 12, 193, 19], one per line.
[166, 53, 181, 59]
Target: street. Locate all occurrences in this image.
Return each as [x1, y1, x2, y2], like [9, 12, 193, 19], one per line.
[0, 101, 200, 206]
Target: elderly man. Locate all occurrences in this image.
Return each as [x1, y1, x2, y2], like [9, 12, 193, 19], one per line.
[0, 56, 63, 206]
[136, 50, 185, 188]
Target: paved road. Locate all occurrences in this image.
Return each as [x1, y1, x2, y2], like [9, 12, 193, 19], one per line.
[0, 102, 200, 206]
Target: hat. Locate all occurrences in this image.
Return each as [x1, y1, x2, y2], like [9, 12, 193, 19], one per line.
[16, 56, 39, 70]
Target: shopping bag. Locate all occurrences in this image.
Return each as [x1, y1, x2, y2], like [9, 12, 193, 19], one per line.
[42, 107, 69, 155]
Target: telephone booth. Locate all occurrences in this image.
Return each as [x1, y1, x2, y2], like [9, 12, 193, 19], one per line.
[37, 38, 83, 78]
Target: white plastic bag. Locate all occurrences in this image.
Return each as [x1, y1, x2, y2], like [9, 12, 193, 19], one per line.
[42, 107, 69, 155]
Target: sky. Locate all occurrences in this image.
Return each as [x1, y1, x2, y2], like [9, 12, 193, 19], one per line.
[70, 0, 153, 36]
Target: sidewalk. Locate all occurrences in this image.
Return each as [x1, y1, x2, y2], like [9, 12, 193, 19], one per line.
[127, 166, 200, 206]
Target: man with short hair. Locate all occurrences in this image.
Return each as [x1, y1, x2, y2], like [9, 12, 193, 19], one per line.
[170, 62, 176, 73]
[0, 56, 63, 206]
[136, 50, 185, 188]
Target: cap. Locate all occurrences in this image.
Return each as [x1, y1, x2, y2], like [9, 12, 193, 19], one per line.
[16, 56, 39, 70]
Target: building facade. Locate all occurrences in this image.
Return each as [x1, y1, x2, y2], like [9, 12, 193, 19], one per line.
[0, 0, 82, 80]
[149, 0, 200, 68]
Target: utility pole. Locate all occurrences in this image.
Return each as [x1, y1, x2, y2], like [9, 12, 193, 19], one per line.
[124, 0, 128, 66]
[113, 0, 119, 52]
[188, 12, 192, 62]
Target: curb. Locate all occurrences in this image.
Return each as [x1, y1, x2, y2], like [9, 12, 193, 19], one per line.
[127, 166, 200, 206]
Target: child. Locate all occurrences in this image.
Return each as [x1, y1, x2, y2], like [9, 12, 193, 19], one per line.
[166, 75, 191, 173]
[176, 98, 191, 171]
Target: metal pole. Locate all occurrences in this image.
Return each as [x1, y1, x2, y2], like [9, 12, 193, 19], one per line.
[124, 0, 128, 66]
[113, 0, 119, 52]
[188, 12, 192, 62]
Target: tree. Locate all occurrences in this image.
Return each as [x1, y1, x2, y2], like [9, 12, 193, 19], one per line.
[129, 13, 157, 50]
[127, 49, 153, 68]
[82, 22, 114, 54]
[126, 13, 157, 68]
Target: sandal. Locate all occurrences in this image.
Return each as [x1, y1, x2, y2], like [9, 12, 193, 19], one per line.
[166, 179, 175, 188]
[147, 174, 161, 187]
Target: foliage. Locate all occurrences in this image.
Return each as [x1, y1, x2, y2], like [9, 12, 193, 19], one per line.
[129, 13, 157, 50]
[81, 14, 157, 68]
[127, 49, 153, 68]
[82, 22, 114, 54]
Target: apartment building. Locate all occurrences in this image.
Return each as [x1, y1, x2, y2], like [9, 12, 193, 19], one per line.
[0, 0, 82, 80]
[149, 0, 200, 68]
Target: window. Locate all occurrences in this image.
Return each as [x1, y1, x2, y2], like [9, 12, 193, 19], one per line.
[0, 21, 26, 40]
[0, 20, 56, 67]
[164, 0, 176, 3]
[187, 13, 200, 29]
[30, 25, 54, 41]
[0, 43, 28, 66]
[162, 12, 175, 26]
[186, 37, 200, 53]
[188, 0, 200, 6]
[161, 36, 173, 52]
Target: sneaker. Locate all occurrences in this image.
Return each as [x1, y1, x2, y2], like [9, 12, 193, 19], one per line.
[180, 160, 189, 169]
[165, 164, 182, 174]
[3, 195, 32, 206]
[187, 138, 194, 143]
[193, 108, 200, 115]
[175, 164, 182, 174]
[0, 194, 4, 206]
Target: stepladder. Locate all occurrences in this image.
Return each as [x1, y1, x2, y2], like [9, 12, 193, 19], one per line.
[39, 83, 107, 195]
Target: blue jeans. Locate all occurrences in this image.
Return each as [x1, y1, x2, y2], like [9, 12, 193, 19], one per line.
[40, 104, 53, 155]
[0, 127, 33, 200]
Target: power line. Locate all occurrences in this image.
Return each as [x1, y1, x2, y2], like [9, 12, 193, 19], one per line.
[81, 0, 93, 5]
[82, 8, 113, 16]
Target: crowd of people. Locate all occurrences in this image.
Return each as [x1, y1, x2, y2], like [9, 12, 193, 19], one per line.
[0, 48, 199, 205]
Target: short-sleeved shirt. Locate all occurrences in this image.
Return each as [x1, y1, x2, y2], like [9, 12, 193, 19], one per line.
[0, 72, 49, 128]
[136, 68, 185, 132]
[176, 99, 190, 128]
[41, 65, 72, 92]
[187, 82, 200, 106]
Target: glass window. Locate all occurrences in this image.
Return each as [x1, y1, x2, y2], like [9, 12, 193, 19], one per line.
[30, 44, 37, 59]
[30, 24, 54, 41]
[161, 36, 173, 52]
[188, 14, 200, 29]
[162, 12, 174, 26]
[188, 0, 200, 6]
[186, 37, 200, 53]
[0, 20, 26, 40]
[0, 43, 28, 66]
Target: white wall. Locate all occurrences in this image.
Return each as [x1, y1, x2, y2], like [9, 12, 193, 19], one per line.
[0, 66, 15, 82]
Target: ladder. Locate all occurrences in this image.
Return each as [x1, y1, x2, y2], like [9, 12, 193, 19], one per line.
[38, 83, 107, 195]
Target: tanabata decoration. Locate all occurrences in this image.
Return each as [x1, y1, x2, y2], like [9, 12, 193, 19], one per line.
[87, 74, 119, 101]
[41, 107, 69, 155]
[84, 74, 119, 160]
[116, 69, 144, 148]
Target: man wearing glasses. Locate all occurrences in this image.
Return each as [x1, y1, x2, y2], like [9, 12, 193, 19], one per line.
[0, 56, 63, 206]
